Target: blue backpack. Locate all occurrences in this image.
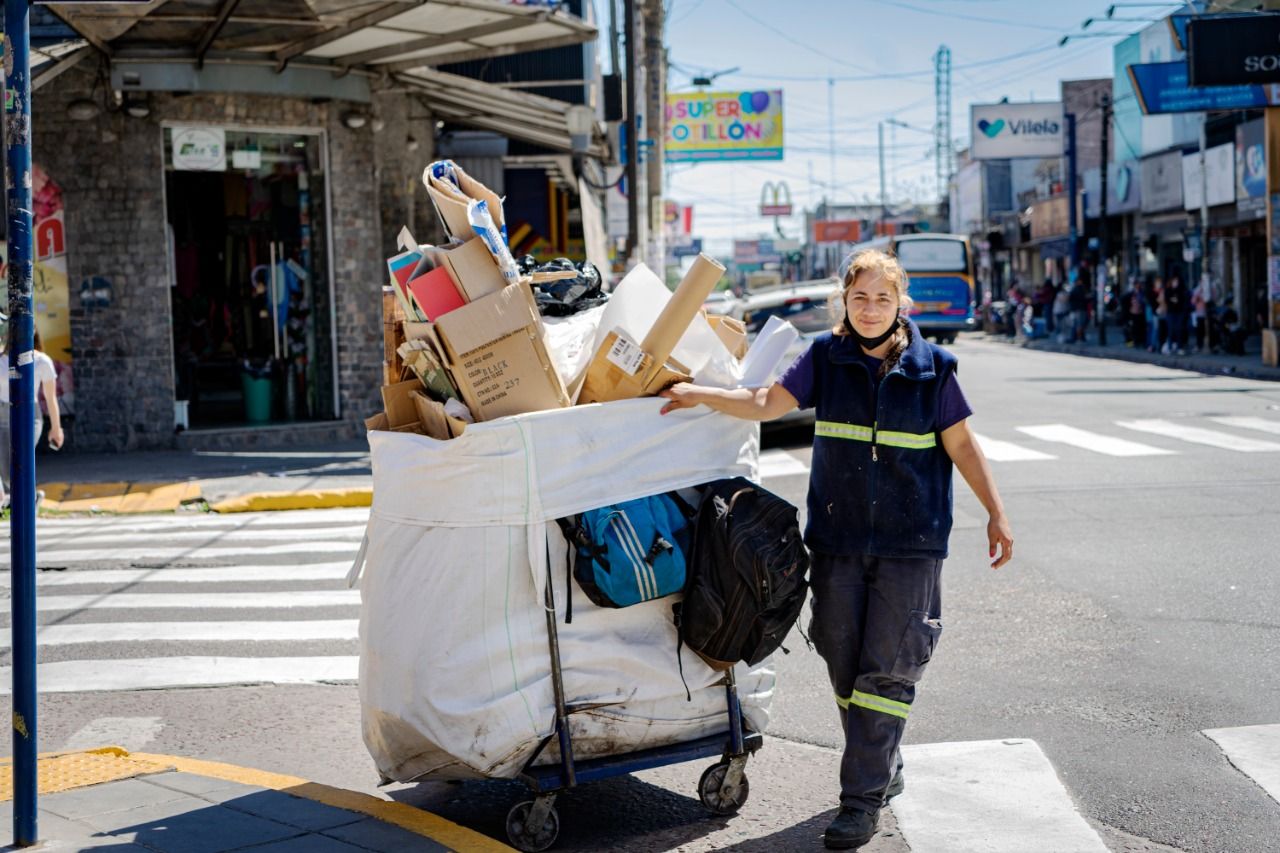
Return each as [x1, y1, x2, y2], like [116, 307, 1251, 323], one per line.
[556, 492, 696, 616]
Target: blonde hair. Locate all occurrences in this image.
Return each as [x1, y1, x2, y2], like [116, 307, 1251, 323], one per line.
[832, 248, 913, 375]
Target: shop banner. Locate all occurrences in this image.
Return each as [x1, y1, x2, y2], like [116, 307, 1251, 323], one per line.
[733, 239, 781, 266]
[1182, 142, 1235, 210]
[1127, 61, 1280, 115]
[812, 220, 861, 243]
[172, 127, 227, 171]
[969, 101, 1064, 160]
[0, 165, 74, 414]
[665, 90, 784, 162]
[1187, 14, 1280, 87]
[1237, 118, 1266, 219]
[1141, 150, 1184, 213]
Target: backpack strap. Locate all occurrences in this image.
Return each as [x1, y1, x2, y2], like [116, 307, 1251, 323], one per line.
[668, 489, 698, 520]
[554, 517, 576, 624]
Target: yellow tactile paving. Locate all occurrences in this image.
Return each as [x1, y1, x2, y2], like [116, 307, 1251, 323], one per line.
[38, 481, 202, 514]
[0, 747, 173, 800]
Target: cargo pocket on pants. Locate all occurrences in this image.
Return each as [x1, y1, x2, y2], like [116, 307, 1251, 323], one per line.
[889, 610, 942, 684]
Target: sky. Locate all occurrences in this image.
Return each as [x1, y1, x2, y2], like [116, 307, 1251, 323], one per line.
[631, 0, 1191, 256]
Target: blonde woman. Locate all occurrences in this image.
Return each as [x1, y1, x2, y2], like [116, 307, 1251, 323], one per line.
[660, 249, 1013, 851]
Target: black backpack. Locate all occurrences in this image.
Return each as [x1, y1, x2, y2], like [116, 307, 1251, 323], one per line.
[675, 477, 810, 671]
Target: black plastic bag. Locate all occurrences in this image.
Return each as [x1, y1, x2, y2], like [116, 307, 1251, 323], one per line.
[519, 256, 609, 317]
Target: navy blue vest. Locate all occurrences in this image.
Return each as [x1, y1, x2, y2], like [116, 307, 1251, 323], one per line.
[805, 322, 958, 558]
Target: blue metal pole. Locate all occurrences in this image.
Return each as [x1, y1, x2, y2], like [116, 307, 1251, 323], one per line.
[1065, 112, 1080, 275]
[5, 0, 38, 845]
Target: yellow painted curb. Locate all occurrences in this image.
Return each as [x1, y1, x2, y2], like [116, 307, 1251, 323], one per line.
[39, 481, 202, 514]
[210, 487, 372, 513]
[128, 751, 512, 852]
[0, 747, 173, 800]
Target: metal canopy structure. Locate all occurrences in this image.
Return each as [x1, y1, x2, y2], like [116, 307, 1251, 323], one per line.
[396, 66, 606, 157]
[46, 0, 597, 73]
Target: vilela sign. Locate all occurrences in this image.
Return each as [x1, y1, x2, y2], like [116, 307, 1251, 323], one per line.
[970, 101, 1064, 160]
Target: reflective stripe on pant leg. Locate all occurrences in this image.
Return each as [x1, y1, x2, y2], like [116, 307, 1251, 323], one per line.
[834, 689, 910, 720]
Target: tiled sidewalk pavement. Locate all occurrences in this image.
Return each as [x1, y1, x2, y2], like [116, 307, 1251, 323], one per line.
[0, 749, 510, 852]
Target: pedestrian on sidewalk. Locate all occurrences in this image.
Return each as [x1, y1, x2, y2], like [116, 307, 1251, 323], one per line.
[1152, 275, 1169, 353]
[660, 248, 1014, 852]
[1123, 276, 1146, 348]
[1068, 273, 1089, 343]
[0, 324, 64, 508]
[1052, 283, 1070, 343]
[1192, 276, 1214, 353]
[1164, 273, 1188, 355]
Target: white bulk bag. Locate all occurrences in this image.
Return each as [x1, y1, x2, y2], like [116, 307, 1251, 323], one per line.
[359, 399, 775, 783]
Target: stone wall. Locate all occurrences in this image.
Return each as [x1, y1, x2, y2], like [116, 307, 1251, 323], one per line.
[35, 69, 386, 450]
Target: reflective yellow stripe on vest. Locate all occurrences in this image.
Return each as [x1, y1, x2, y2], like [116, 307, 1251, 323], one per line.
[835, 689, 911, 720]
[815, 421, 936, 450]
[815, 421, 873, 442]
[876, 429, 937, 450]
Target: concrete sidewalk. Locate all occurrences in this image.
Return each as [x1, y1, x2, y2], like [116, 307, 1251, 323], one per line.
[32, 440, 373, 514]
[0, 747, 509, 852]
[974, 329, 1280, 382]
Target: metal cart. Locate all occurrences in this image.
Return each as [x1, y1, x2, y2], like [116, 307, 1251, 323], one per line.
[502, 563, 764, 852]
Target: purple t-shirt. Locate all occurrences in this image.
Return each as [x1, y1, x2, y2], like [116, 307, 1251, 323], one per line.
[778, 344, 972, 431]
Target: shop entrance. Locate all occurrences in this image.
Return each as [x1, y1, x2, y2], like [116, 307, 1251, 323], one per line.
[165, 128, 335, 429]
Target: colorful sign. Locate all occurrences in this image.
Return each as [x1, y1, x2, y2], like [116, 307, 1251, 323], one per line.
[813, 220, 861, 243]
[733, 239, 781, 266]
[970, 102, 1064, 160]
[0, 164, 74, 414]
[665, 90, 784, 163]
[1128, 61, 1280, 115]
[1237, 119, 1266, 219]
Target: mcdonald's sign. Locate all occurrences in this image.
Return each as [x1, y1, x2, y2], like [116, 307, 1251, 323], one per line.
[759, 181, 793, 217]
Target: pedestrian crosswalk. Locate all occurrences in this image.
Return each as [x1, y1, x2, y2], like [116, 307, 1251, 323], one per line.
[756, 414, 1280, 476]
[0, 507, 368, 694]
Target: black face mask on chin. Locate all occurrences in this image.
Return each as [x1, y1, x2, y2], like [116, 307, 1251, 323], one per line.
[844, 316, 901, 351]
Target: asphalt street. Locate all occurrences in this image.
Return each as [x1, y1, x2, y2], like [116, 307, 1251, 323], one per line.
[9, 338, 1280, 852]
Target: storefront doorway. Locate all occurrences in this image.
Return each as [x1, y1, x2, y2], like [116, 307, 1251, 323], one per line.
[165, 128, 336, 429]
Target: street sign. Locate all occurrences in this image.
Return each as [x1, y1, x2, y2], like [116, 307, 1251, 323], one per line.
[759, 181, 793, 217]
[1187, 14, 1280, 86]
[970, 101, 1064, 160]
[1127, 61, 1280, 114]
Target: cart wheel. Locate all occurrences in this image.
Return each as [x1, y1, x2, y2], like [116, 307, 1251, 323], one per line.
[698, 761, 750, 816]
[506, 799, 560, 852]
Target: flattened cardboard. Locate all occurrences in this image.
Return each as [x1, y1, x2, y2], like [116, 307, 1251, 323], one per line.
[381, 378, 427, 429]
[365, 410, 424, 435]
[406, 266, 466, 322]
[437, 237, 505, 303]
[398, 339, 458, 401]
[410, 390, 467, 440]
[424, 164, 505, 241]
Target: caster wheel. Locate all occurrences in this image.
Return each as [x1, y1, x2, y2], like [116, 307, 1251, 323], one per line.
[506, 799, 560, 852]
[698, 761, 750, 816]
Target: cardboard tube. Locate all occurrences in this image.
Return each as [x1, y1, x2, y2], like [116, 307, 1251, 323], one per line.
[640, 253, 726, 370]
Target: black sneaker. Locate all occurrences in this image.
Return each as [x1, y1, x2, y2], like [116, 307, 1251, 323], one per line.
[885, 765, 904, 800]
[823, 807, 879, 850]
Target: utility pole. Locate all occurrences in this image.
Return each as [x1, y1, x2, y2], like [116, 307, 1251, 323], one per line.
[1098, 94, 1111, 345]
[1198, 116, 1212, 351]
[5, 0, 38, 845]
[642, 0, 665, 273]
[608, 0, 620, 75]
[623, 0, 638, 261]
[878, 120, 887, 225]
[827, 77, 836, 215]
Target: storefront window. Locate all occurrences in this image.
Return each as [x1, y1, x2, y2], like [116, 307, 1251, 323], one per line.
[164, 128, 335, 427]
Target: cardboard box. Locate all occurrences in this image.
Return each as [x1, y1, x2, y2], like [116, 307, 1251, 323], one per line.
[425, 282, 570, 422]
[406, 266, 466, 322]
[435, 237, 505, 303]
[410, 390, 467, 440]
[1264, 328, 1279, 367]
[364, 411, 424, 435]
[579, 254, 723, 404]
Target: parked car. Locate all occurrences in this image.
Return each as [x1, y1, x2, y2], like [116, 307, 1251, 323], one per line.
[702, 290, 739, 316]
[731, 278, 840, 428]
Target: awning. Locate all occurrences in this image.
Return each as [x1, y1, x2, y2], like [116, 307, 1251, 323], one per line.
[395, 67, 607, 159]
[46, 0, 597, 74]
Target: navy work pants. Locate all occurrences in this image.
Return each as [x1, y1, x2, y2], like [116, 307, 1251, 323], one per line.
[809, 552, 943, 812]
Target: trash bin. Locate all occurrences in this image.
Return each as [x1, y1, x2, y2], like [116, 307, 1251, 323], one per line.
[241, 360, 275, 423]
